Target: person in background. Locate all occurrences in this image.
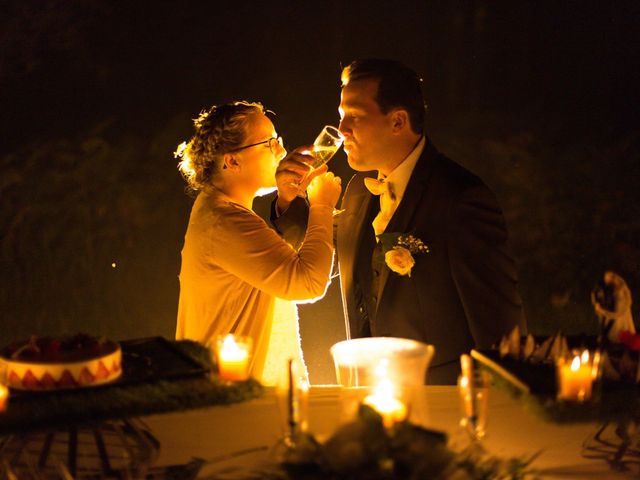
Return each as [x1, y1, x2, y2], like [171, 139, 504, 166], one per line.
[175, 101, 341, 385]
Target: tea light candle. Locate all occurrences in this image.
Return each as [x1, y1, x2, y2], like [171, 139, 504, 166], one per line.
[362, 379, 407, 428]
[217, 334, 251, 381]
[0, 383, 8, 412]
[557, 350, 593, 402]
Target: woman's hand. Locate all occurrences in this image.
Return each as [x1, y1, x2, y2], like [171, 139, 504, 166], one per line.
[275, 145, 314, 212]
[307, 168, 342, 208]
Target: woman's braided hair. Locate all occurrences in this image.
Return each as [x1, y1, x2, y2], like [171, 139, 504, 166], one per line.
[175, 101, 264, 193]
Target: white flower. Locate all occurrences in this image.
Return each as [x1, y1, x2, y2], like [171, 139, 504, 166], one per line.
[384, 246, 415, 277]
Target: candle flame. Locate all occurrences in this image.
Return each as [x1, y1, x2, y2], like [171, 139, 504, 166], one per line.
[221, 334, 248, 361]
[570, 355, 581, 371]
[363, 378, 407, 427]
[580, 350, 589, 364]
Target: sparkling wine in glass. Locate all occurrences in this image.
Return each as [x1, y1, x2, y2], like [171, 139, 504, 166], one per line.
[296, 125, 344, 201]
[309, 125, 344, 168]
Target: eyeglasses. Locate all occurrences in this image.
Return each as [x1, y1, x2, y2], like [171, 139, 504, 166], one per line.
[232, 136, 283, 155]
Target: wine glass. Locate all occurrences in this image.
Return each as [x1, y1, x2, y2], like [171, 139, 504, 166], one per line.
[457, 372, 490, 441]
[309, 125, 344, 168]
[296, 125, 344, 199]
[271, 359, 317, 465]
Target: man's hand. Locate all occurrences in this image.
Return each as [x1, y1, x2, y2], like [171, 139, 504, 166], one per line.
[275, 145, 315, 213]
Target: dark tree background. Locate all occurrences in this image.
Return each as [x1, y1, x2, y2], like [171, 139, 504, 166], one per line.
[1, 0, 639, 383]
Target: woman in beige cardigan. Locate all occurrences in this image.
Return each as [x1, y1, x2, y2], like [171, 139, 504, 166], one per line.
[175, 101, 341, 384]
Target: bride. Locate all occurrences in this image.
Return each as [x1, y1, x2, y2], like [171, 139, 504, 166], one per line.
[174, 101, 341, 385]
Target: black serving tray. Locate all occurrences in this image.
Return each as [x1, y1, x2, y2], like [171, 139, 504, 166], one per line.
[119, 336, 210, 385]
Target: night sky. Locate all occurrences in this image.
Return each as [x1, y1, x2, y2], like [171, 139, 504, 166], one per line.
[2, 1, 639, 383]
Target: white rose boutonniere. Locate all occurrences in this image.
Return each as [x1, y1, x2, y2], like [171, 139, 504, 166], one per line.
[385, 247, 415, 276]
[377, 233, 429, 277]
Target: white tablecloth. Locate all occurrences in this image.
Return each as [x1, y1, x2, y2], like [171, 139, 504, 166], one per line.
[143, 385, 639, 479]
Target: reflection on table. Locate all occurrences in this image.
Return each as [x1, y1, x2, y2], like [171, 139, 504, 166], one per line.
[143, 385, 639, 479]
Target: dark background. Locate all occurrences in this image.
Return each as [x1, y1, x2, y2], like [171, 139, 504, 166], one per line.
[2, 0, 639, 383]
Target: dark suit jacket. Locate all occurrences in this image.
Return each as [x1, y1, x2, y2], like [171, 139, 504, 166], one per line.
[336, 140, 526, 384]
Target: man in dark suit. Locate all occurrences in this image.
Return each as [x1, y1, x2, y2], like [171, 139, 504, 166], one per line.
[274, 59, 526, 384]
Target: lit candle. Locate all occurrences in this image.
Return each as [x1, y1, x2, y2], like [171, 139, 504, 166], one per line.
[362, 379, 408, 428]
[0, 383, 8, 412]
[557, 350, 593, 402]
[216, 334, 251, 381]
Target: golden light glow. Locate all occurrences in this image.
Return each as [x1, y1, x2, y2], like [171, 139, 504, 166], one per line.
[570, 355, 581, 371]
[0, 383, 8, 412]
[557, 350, 593, 402]
[580, 350, 589, 364]
[175, 140, 197, 183]
[216, 334, 251, 381]
[173, 141, 188, 158]
[363, 378, 408, 428]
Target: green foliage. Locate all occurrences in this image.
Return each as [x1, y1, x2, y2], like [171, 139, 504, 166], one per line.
[0, 340, 263, 435]
[242, 405, 537, 479]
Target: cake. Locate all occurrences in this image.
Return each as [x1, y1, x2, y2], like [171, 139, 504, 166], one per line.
[0, 334, 122, 390]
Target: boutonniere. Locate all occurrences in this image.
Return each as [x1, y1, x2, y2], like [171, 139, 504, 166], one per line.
[377, 232, 429, 277]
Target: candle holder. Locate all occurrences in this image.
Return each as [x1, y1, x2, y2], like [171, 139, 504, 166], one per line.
[556, 349, 595, 402]
[271, 359, 318, 467]
[330, 337, 434, 425]
[211, 334, 252, 382]
[275, 358, 310, 440]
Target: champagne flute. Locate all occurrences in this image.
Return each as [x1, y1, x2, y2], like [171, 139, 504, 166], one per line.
[309, 125, 344, 169]
[296, 126, 343, 194]
[457, 372, 490, 441]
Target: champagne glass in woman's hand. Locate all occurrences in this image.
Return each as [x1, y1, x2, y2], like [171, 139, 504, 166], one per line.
[309, 125, 344, 168]
[297, 126, 344, 197]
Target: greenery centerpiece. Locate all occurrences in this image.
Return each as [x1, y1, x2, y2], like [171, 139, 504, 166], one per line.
[0, 339, 263, 435]
[241, 404, 538, 480]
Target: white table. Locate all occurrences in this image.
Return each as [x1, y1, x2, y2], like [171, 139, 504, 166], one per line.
[143, 385, 639, 479]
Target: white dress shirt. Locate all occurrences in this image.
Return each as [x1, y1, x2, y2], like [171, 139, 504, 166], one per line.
[371, 136, 425, 236]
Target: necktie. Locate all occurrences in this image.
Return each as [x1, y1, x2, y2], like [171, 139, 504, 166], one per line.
[364, 177, 397, 237]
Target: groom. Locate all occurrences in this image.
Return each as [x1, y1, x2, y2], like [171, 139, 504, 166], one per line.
[273, 59, 526, 384]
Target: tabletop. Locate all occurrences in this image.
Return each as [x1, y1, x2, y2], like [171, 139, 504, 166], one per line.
[143, 385, 640, 479]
